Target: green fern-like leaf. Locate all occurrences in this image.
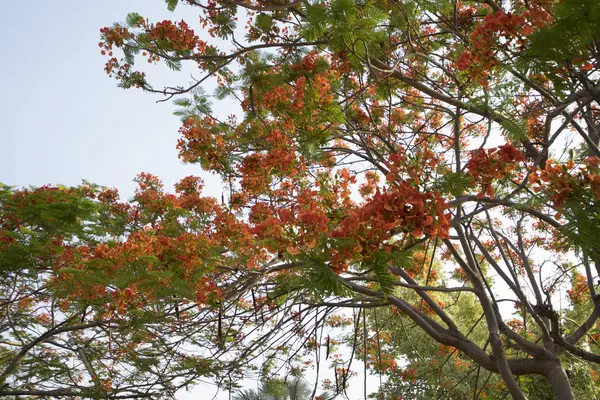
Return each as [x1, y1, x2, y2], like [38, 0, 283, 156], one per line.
[306, 259, 348, 297]
[331, 0, 356, 19]
[419, 0, 452, 14]
[435, 172, 475, 196]
[165, 0, 178, 12]
[500, 118, 528, 142]
[126, 13, 144, 27]
[372, 262, 396, 296]
[214, 85, 235, 100]
[255, 13, 274, 32]
[164, 58, 182, 71]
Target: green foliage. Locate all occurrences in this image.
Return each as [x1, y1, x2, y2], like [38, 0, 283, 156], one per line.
[418, 0, 452, 14]
[233, 377, 337, 400]
[527, 0, 600, 62]
[302, 1, 328, 41]
[304, 257, 349, 297]
[434, 172, 475, 197]
[366, 293, 495, 399]
[515, 0, 600, 99]
[499, 117, 528, 142]
[126, 12, 144, 27]
[302, 0, 388, 62]
[0, 184, 100, 278]
[173, 88, 213, 121]
[371, 260, 396, 296]
[165, 0, 179, 12]
[559, 200, 600, 257]
[164, 57, 183, 71]
[256, 13, 274, 32]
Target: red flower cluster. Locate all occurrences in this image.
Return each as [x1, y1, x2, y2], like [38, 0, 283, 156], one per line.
[146, 20, 206, 53]
[100, 25, 130, 50]
[194, 276, 222, 305]
[238, 131, 298, 196]
[99, 26, 142, 83]
[174, 176, 218, 213]
[335, 185, 447, 240]
[249, 196, 330, 256]
[385, 148, 440, 186]
[530, 157, 600, 210]
[566, 273, 587, 305]
[401, 367, 417, 383]
[466, 144, 526, 197]
[260, 85, 293, 110]
[328, 184, 449, 272]
[506, 318, 525, 334]
[456, 10, 545, 84]
[291, 50, 321, 73]
[177, 117, 232, 173]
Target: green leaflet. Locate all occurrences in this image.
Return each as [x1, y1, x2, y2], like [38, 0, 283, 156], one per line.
[418, 0, 452, 14]
[372, 261, 396, 296]
[172, 90, 213, 121]
[434, 171, 475, 197]
[500, 117, 528, 142]
[302, 1, 328, 41]
[255, 13, 273, 32]
[164, 58, 182, 71]
[146, 269, 173, 280]
[305, 258, 349, 297]
[165, 0, 178, 12]
[126, 13, 144, 27]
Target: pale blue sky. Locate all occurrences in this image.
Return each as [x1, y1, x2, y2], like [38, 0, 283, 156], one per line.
[1, 1, 223, 199]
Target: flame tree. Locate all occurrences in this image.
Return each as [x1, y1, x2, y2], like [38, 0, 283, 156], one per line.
[2, 0, 600, 398]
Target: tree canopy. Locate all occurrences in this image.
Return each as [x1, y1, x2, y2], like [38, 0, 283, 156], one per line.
[2, 0, 600, 399]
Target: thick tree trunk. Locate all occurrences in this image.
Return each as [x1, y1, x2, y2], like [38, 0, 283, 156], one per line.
[546, 362, 574, 400]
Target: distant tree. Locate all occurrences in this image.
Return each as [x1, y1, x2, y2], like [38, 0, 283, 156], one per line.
[233, 377, 336, 400]
[359, 287, 600, 399]
[2, 0, 600, 399]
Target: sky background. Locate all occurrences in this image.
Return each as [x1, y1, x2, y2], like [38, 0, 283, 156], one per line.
[0, 2, 374, 398]
[1, 1, 224, 199]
